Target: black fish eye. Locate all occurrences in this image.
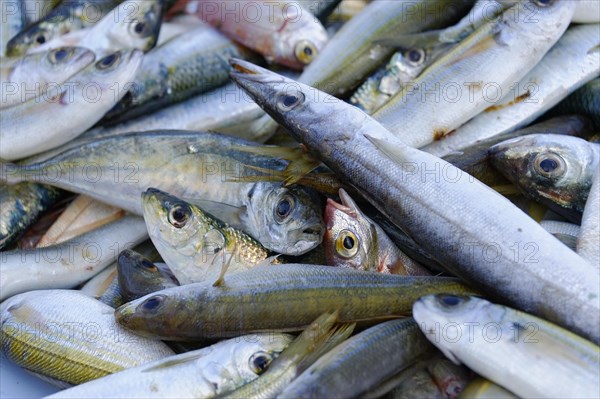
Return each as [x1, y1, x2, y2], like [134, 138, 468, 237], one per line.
[407, 49, 424, 64]
[249, 352, 272, 374]
[168, 204, 190, 228]
[277, 91, 305, 111]
[539, 158, 557, 172]
[96, 52, 120, 69]
[274, 194, 295, 223]
[36, 34, 46, 44]
[134, 21, 146, 34]
[343, 236, 355, 250]
[303, 46, 313, 56]
[436, 295, 465, 307]
[335, 230, 359, 258]
[533, 152, 565, 178]
[284, 95, 298, 107]
[53, 48, 68, 61]
[141, 295, 164, 312]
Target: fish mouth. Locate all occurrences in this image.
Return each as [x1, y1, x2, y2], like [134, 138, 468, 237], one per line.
[229, 58, 284, 85]
[286, 222, 325, 255]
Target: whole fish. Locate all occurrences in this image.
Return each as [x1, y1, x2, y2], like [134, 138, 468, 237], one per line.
[458, 378, 518, 399]
[539, 220, 580, 251]
[413, 295, 600, 399]
[278, 318, 435, 398]
[552, 78, 600, 130]
[0, 131, 324, 255]
[1, 290, 174, 386]
[219, 312, 354, 399]
[32, 0, 163, 58]
[101, 23, 255, 125]
[0, 183, 63, 250]
[45, 333, 293, 398]
[177, 0, 328, 69]
[371, 0, 576, 148]
[325, 188, 430, 275]
[229, 59, 600, 344]
[0, 49, 143, 160]
[115, 264, 475, 340]
[0, 215, 148, 301]
[143, 188, 271, 284]
[489, 134, 600, 222]
[422, 24, 600, 158]
[1, 47, 95, 108]
[577, 171, 599, 267]
[118, 249, 178, 301]
[6, 0, 123, 57]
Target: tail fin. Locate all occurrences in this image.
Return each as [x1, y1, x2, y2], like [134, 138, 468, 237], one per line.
[0, 160, 24, 185]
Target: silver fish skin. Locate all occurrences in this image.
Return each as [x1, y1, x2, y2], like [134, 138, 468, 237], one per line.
[0, 49, 143, 160]
[573, 0, 600, 23]
[229, 59, 600, 344]
[413, 295, 600, 399]
[539, 220, 580, 251]
[577, 171, 599, 267]
[372, 0, 576, 148]
[422, 23, 600, 158]
[0, 0, 25, 57]
[0, 215, 148, 301]
[0, 131, 324, 256]
[1, 47, 96, 108]
[489, 134, 600, 221]
[1, 289, 174, 386]
[278, 318, 435, 399]
[46, 333, 293, 399]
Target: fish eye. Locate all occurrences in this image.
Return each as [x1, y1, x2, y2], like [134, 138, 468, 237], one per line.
[405, 48, 425, 65]
[436, 295, 467, 308]
[168, 204, 191, 228]
[533, 152, 566, 178]
[140, 295, 164, 312]
[141, 259, 158, 272]
[96, 52, 121, 70]
[130, 19, 147, 36]
[49, 48, 71, 64]
[249, 351, 273, 375]
[335, 230, 359, 258]
[294, 40, 318, 64]
[533, 0, 554, 7]
[276, 90, 305, 112]
[274, 194, 296, 223]
[35, 34, 46, 44]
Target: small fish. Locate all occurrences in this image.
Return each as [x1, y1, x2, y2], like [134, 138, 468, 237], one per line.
[114, 264, 475, 341]
[118, 249, 178, 302]
[45, 333, 293, 398]
[1, 47, 95, 108]
[324, 189, 430, 275]
[1, 290, 174, 386]
[489, 134, 600, 222]
[0, 49, 143, 160]
[413, 295, 600, 399]
[278, 318, 436, 398]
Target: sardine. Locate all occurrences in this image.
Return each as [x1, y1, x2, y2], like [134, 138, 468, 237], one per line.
[0, 49, 143, 160]
[0, 215, 148, 301]
[1, 289, 174, 386]
[278, 318, 435, 398]
[118, 249, 178, 301]
[0, 131, 325, 255]
[1, 47, 95, 108]
[229, 59, 600, 344]
[489, 134, 600, 222]
[115, 264, 475, 340]
[422, 24, 600, 158]
[324, 188, 430, 275]
[45, 333, 293, 398]
[372, 0, 576, 148]
[577, 171, 599, 267]
[413, 295, 600, 398]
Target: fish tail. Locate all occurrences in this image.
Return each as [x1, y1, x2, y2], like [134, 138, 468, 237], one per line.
[297, 321, 356, 374]
[0, 160, 25, 185]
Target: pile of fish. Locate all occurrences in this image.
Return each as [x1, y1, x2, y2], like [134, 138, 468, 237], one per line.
[0, 0, 599, 398]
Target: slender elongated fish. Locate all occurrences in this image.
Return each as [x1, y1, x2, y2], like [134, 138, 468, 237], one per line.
[278, 318, 435, 398]
[0, 50, 143, 160]
[118, 249, 178, 301]
[423, 24, 600, 158]
[229, 59, 600, 344]
[115, 264, 475, 340]
[577, 171, 599, 267]
[0, 215, 147, 301]
[0, 183, 63, 250]
[489, 134, 600, 222]
[324, 189, 430, 275]
[32, 0, 163, 58]
[413, 295, 600, 399]
[1, 47, 95, 108]
[142, 188, 271, 284]
[45, 333, 292, 398]
[0, 131, 324, 255]
[6, 0, 123, 57]
[1, 290, 174, 386]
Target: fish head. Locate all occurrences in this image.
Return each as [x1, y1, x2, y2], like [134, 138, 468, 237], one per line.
[227, 334, 294, 382]
[108, 0, 164, 53]
[39, 46, 96, 78]
[489, 134, 597, 212]
[246, 182, 324, 255]
[5, 19, 71, 57]
[117, 249, 178, 301]
[324, 189, 372, 271]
